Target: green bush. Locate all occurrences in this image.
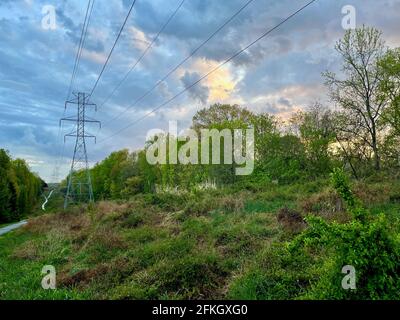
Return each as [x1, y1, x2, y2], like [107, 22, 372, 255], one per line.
[290, 169, 400, 299]
[290, 214, 400, 299]
[231, 168, 400, 300]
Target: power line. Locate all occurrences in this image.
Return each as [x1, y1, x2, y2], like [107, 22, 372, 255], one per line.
[66, 0, 91, 101]
[73, 0, 95, 96]
[66, 0, 94, 101]
[98, 0, 186, 110]
[88, 0, 137, 99]
[99, 0, 317, 144]
[102, 0, 256, 127]
[55, 0, 94, 186]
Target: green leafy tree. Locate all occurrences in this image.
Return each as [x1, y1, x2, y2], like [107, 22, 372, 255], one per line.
[0, 149, 44, 223]
[378, 48, 400, 166]
[291, 104, 336, 176]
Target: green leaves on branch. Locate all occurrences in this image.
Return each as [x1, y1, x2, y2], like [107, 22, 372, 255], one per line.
[286, 168, 400, 299]
[0, 149, 45, 223]
[330, 168, 364, 220]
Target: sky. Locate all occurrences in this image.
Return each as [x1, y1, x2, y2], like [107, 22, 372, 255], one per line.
[0, 0, 399, 182]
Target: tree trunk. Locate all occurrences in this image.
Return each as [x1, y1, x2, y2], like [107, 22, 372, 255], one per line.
[371, 126, 380, 171]
[374, 149, 380, 171]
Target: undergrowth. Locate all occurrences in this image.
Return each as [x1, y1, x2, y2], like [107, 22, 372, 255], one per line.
[1, 174, 399, 300]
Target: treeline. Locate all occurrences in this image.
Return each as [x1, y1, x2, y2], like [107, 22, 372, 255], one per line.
[85, 103, 333, 201]
[0, 149, 46, 223]
[75, 26, 400, 201]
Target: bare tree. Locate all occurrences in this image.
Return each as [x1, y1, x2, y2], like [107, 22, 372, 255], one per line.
[324, 26, 387, 171]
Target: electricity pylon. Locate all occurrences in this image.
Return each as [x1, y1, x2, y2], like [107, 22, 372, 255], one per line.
[61, 92, 101, 209]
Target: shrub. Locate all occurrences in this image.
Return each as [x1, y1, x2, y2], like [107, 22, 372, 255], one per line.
[231, 168, 400, 300]
[289, 168, 400, 299]
[330, 168, 364, 220]
[291, 214, 400, 299]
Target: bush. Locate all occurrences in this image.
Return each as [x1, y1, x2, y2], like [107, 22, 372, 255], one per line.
[231, 168, 400, 300]
[290, 168, 400, 299]
[291, 214, 400, 299]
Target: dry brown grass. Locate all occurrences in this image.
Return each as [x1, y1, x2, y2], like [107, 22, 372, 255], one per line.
[95, 201, 129, 218]
[25, 210, 90, 234]
[300, 188, 352, 223]
[58, 255, 135, 289]
[12, 240, 39, 260]
[25, 201, 132, 238]
[353, 182, 392, 205]
[277, 207, 306, 233]
[58, 263, 111, 288]
[219, 195, 245, 213]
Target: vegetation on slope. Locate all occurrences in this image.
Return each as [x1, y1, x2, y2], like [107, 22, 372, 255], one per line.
[1, 172, 400, 300]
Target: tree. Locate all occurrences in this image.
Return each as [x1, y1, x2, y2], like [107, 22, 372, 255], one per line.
[291, 103, 336, 176]
[0, 149, 44, 223]
[0, 149, 13, 221]
[378, 48, 400, 135]
[378, 48, 400, 165]
[192, 103, 254, 131]
[90, 149, 132, 199]
[251, 112, 279, 163]
[192, 104, 255, 184]
[324, 26, 387, 171]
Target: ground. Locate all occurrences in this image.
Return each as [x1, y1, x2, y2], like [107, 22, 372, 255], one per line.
[1, 177, 400, 300]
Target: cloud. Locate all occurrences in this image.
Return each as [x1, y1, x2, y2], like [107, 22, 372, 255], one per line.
[180, 71, 209, 105]
[0, 0, 400, 182]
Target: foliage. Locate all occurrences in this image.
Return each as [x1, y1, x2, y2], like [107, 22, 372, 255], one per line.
[0, 149, 45, 223]
[291, 103, 337, 176]
[228, 168, 400, 300]
[80, 100, 347, 203]
[290, 169, 400, 299]
[295, 214, 400, 299]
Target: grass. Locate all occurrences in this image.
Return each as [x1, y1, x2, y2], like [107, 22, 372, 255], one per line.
[0, 177, 399, 300]
[0, 230, 88, 299]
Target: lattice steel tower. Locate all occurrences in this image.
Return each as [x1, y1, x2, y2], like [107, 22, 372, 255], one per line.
[61, 92, 101, 209]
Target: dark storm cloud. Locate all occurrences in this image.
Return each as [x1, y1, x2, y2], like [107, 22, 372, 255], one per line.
[180, 71, 210, 104]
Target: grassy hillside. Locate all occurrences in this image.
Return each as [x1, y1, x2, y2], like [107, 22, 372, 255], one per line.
[1, 174, 400, 300]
